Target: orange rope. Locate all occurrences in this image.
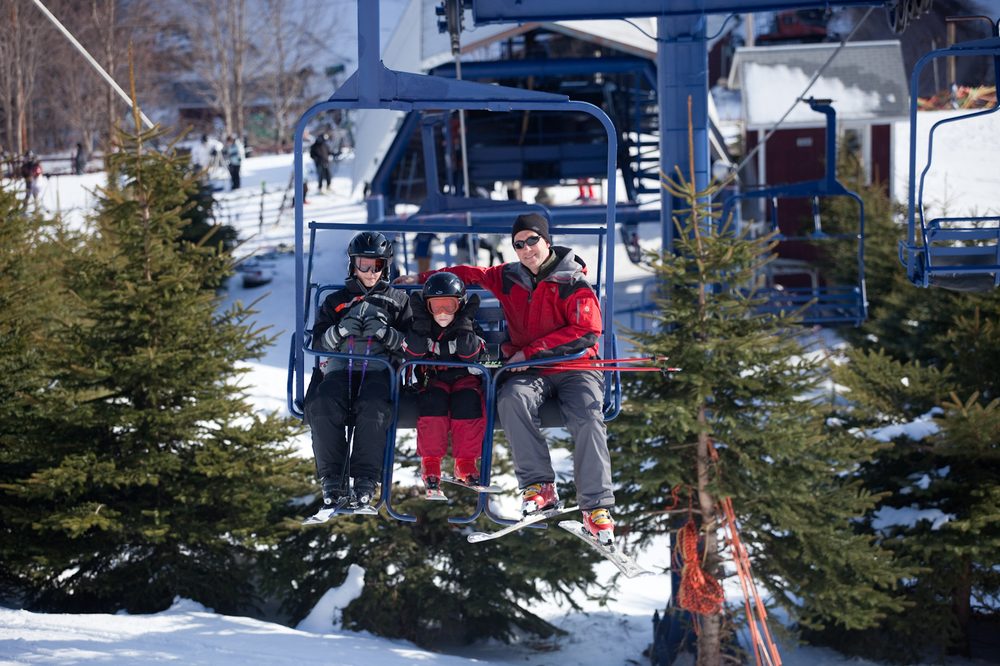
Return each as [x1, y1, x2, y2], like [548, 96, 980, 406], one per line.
[676, 518, 725, 616]
[707, 441, 782, 666]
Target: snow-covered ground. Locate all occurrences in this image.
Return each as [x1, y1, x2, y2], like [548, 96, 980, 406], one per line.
[3, 113, 996, 664]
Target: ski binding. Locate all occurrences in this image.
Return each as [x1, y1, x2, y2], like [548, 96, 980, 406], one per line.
[440, 474, 503, 494]
[557, 520, 654, 578]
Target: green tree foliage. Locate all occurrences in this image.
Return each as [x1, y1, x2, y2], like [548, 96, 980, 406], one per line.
[820, 152, 1000, 660]
[266, 433, 606, 648]
[608, 154, 906, 663]
[0, 187, 73, 599]
[0, 119, 306, 615]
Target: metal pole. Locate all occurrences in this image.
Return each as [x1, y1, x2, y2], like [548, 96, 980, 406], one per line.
[28, 0, 155, 130]
[455, 56, 472, 198]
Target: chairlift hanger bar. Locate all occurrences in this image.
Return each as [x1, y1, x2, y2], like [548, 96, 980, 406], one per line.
[469, 0, 883, 24]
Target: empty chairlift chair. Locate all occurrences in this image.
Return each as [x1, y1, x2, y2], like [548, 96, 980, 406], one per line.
[899, 33, 1000, 291]
[722, 98, 868, 325]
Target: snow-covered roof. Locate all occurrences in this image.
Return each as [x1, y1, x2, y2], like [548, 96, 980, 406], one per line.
[728, 40, 909, 130]
[419, 0, 670, 68]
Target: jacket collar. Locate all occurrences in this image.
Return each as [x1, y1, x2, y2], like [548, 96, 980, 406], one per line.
[504, 246, 587, 291]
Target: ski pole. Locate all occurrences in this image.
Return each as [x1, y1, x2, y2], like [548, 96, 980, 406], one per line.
[546, 355, 671, 366]
[542, 364, 681, 373]
[340, 336, 356, 494]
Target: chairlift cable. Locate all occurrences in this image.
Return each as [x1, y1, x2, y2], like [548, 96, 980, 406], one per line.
[711, 7, 876, 198]
[28, 0, 155, 131]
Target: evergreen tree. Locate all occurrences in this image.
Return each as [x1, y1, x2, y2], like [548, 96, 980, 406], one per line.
[1, 115, 306, 614]
[0, 187, 72, 600]
[820, 153, 1000, 660]
[265, 434, 606, 647]
[608, 124, 906, 664]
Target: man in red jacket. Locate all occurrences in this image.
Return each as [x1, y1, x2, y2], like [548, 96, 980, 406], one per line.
[397, 213, 615, 545]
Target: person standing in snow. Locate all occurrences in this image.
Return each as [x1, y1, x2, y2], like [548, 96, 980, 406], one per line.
[73, 143, 87, 175]
[305, 232, 412, 510]
[309, 133, 332, 192]
[225, 135, 245, 190]
[20, 151, 42, 207]
[396, 212, 615, 545]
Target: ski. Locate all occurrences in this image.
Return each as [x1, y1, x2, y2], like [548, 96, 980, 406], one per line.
[440, 475, 504, 494]
[467, 505, 580, 543]
[302, 499, 378, 525]
[425, 488, 448, 501]
[557, 520, 654, 578]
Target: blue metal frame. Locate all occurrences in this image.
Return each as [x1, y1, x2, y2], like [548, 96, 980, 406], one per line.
[288, 4, 619, 521]
[722, 98, 868, 326]
[900, 36, 1000, 290]
[469, 0, 882, 23]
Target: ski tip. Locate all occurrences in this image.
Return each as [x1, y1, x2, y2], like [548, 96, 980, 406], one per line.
[467, 532, 490, 543]
[425, 492, 448, 501]
[302, 510, 335, 525]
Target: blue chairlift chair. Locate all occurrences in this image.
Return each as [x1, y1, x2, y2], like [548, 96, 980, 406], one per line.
[290, 215, 619, 525]
[722, 97, 868, 326]
[899, 33, 1000, 291]
[286, 2, 621, 525]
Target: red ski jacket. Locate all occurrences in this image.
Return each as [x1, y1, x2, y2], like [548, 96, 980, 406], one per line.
[418, 246, 601, 372]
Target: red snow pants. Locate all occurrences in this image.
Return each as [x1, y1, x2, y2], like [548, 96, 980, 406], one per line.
[416, 374, 486, 460]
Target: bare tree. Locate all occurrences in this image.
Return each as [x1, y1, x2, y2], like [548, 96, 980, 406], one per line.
[179, 0, 253, 138]
[0, 1, 46, 155]
[256, 0, 336, 149]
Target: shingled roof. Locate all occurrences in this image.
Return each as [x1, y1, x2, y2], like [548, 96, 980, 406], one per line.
[728, 40, 909, 129]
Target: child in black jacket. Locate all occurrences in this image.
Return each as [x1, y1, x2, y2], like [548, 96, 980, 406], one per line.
[305, 231, 411, 510]
[403, 272, 487, 496]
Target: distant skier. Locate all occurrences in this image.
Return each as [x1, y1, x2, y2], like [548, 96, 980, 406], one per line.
[20, 151, 42, 207]
[225, 135, 245, 190]
[309, 133, 332, 192]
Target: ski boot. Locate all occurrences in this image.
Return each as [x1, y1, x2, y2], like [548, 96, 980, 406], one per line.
[352, 477, 378, 506]
[421, 457, 446, 500]
[320, 476, 348, 509]
[424, 475, 447, 501]
[453, 458, 480, 487]
[520, 482, 559, 517]
[583, 508, 615, 548]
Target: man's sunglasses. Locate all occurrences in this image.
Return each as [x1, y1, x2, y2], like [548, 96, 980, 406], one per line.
[427, 297, 460, 315]
[354, 258, 385, 273]
[512, 235, 543, 250]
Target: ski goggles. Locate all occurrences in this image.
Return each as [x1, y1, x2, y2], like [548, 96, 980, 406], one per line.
[426, 297, 460, 315]
[512, 235, 543, 250]
[354, 257, 385, 273]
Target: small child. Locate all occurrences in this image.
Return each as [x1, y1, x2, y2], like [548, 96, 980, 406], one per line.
[403, 272, 487, 496]
[305, 231, 411, 511]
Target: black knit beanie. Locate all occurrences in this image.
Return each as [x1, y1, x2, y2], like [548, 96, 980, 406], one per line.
[511, 212, 551, 245]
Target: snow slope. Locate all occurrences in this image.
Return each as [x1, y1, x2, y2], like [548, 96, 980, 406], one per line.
[2, 144, 990, 665]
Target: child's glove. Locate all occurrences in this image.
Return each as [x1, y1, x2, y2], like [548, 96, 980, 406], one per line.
[409, 295, 433, 336]
[363, 319, 404, 351]
[324, 314, 364, 349]
[350, 301, 389, 324]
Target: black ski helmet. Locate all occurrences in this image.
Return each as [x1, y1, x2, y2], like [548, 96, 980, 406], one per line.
[422, 272, 467, 305]
[347, 231, 393, 279]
